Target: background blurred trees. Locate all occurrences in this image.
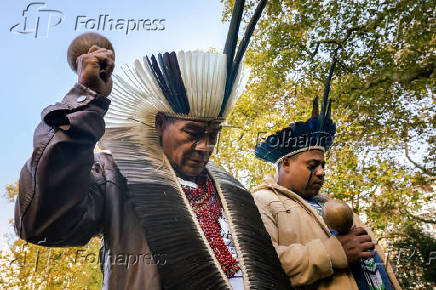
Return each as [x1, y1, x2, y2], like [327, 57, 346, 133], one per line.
[1, 183, 102, 289]
[216, 0, 435, 288]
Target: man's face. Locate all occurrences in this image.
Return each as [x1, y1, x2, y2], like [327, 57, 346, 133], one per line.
[157, 116, 221, 176]
[278, 150, 326, 199]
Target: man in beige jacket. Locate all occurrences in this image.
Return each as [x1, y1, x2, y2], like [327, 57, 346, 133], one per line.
[252, 97, 400, 289]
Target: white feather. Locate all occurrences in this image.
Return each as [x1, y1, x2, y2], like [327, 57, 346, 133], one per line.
[177, 51, 228, 119]
[105, 50, 248, 151]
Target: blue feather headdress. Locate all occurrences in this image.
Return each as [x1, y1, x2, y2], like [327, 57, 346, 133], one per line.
[255, 49, 340, 163]
[255, 48, 339, 164]
[255, 96, 336, 163]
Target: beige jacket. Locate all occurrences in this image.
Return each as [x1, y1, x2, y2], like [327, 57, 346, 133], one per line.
[251, 174, 401, 290]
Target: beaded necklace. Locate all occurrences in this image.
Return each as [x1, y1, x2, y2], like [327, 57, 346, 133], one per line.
[181, 176, 240, 278]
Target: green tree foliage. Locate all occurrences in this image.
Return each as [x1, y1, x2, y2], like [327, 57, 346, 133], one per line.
[391, 223, 436, 289]
[217, 0, 435, 287]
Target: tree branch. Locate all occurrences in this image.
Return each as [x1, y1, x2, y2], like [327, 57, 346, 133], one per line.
[404, 137, 435, 176]
[310, 2, 399, 58]
[348, 56, 435, 90]
[337, 58, 353, 73]
[404, 208, 436, 225]
[310, 43, 320, 58]
[311, 13, 384, 52]
[367, 60, 435, 88]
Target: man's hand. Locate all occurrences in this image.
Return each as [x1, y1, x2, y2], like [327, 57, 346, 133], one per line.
[335, 226, 375, 265]
[77, 45, 115, 97]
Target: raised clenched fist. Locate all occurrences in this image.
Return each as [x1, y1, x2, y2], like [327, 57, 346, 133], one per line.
[77, 45, 115, 97]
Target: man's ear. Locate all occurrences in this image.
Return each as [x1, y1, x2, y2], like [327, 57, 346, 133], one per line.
[282, 157, 291, 168]
[155, 112, 166, 136]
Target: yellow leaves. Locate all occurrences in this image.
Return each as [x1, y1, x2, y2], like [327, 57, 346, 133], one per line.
[1, 237, 102, 289]
[5, 181, 19, 203]
[1, 184, 103, 288]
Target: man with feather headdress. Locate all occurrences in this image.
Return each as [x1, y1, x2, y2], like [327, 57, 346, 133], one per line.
[14, 1, 290, 289]
[252, 61, 401, 289]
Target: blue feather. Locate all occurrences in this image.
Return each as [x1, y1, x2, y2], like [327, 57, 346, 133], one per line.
[146, 52, 190, 115]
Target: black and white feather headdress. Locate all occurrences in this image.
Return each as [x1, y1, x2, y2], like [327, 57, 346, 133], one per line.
[105, 0, 268, 130]
[99, 0, 268, 169]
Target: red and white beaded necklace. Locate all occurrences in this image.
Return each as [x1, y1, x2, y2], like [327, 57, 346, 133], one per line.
[181, 176, 240, 278]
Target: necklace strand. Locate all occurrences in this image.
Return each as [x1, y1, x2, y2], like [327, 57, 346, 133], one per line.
[182, 177, 240, 278]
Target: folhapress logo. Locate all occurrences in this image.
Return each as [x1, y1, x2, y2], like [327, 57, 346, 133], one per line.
[75, 15, 166, 35]
[10, 2, 64, 38]
[10, 2, 166, 38]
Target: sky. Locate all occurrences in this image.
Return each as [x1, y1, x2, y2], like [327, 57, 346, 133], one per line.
[0, 0, 229, 249]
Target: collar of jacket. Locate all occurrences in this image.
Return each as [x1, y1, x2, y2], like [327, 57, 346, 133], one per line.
[99, 129, 290, 290]
[252, 174, 332, 236]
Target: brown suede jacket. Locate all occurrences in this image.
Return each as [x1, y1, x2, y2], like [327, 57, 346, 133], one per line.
[15, 84, 162, 289]
[14, 84, 290, 290]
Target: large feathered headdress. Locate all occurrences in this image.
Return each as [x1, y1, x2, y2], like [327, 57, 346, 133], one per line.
[255, 54, 338, 164]
[105, 0, 267, 129]
[255, 97, 336, 163]
[99, 0, 268, 168]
